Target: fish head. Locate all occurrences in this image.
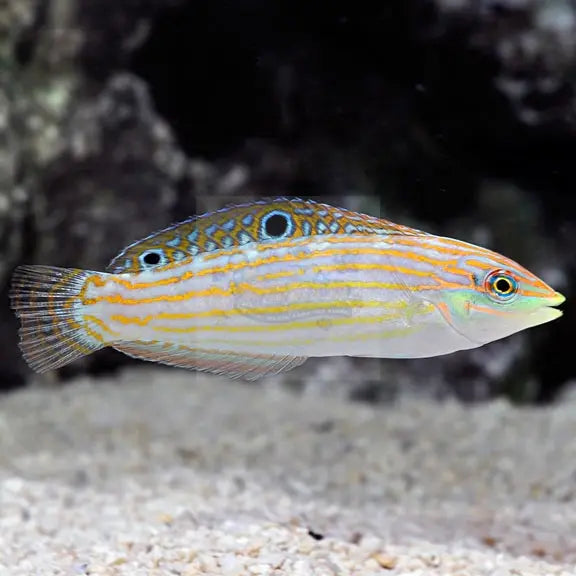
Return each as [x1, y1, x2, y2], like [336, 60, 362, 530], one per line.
[432, 243, 565, 347]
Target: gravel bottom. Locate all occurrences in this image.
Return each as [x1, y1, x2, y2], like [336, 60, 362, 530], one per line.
[1, 367, 576, 575]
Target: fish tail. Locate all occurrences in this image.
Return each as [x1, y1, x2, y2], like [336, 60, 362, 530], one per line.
[9, 265, 106, 373]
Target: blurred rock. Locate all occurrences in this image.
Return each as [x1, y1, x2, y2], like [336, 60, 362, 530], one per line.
[0, 0, 38, 284]
[433, 0, 576, 129]
[77, 0, 184, 80]
[34, 73, 185, 270]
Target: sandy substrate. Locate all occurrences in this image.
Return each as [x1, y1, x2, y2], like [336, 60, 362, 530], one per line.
[1, 367, 576, 575]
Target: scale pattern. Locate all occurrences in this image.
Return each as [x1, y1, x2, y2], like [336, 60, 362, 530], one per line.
[106, 197, 429, 274]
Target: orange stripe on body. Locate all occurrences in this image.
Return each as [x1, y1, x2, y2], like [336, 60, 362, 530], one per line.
[83, 277, 469, 307]
[309, 262, 461, 279]
[151, 232, 481, 271]
[466, 303, 515, 316]
[135, 325, 422, 349]
[150, 310, 404, 334]
[83, 314, 121, 338]
[85, 246, 473, 296]
[110, 299, 412, 326]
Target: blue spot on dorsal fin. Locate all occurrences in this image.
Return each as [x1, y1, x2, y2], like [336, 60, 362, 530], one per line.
[222, 219, 235, 231]
[166, 236, 181, 247]
[238, 232, 252, 244]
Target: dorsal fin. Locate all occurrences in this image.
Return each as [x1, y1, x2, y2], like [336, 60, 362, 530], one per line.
[106, 197, 429, 274]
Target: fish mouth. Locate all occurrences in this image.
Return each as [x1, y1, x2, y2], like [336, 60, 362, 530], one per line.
[532, 291, 565, 322]
[547, 291, 566, 308]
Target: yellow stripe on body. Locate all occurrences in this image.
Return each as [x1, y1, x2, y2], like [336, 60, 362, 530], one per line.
[194, 232, 487, 260]
[100, 248, 469, 291]
[105, 228, 542, 303]
[260, 262, 465, 283]
[139, 325, 423, 349]
[83, 314, 121, 338]
[80, 236, 474, 343]
[81, 241, 473, 307]
[84, 237, 476, 294]
[110, 299, 413, 326]
[149, 304, 434, 335]
[84, 278, 465, 308]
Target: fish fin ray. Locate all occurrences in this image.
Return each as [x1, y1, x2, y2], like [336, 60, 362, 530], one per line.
[9, 265, 105, 373]
[113, 340, 307, 381]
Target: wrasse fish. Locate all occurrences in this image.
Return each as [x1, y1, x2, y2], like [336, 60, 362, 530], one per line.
[9, 197, 565, 380]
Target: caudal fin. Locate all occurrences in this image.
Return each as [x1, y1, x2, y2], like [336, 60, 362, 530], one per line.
[9, 265, 105, 373]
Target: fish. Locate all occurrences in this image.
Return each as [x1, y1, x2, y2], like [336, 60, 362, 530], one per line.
[9, 197, 565, 380]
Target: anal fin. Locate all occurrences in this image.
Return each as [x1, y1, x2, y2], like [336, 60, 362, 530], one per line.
[113, 341, 307, 381]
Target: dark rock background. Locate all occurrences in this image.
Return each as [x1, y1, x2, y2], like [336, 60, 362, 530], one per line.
[2, 0, 576, 403]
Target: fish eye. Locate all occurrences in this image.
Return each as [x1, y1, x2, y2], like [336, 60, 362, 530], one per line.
[140, 250, 164, 268]
[485, 269, 518, 301]
[260, 210, 294, 239]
